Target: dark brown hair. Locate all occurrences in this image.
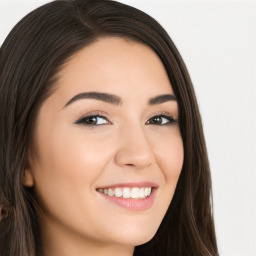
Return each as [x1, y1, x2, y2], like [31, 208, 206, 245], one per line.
[0, 0, 218, 255]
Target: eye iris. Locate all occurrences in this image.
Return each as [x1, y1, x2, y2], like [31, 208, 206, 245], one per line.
[152, 116, 162, 124]
[86, 116, 97, 125]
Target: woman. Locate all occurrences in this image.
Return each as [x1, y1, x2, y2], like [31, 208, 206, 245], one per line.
[0, 0, 218, 255]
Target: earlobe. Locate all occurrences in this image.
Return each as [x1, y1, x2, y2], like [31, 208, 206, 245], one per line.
[22, 168, 34, 187]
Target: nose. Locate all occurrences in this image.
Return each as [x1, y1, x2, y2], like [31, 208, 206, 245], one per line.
[114, 124, 155, 169]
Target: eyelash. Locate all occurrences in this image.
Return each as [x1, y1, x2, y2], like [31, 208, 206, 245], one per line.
[75, 110, 178, 127]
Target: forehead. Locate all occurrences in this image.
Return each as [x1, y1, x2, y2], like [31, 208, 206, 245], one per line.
[55, 36, 174, 100]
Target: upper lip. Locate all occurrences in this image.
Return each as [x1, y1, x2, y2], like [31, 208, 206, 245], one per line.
[97, 181, 159, 189]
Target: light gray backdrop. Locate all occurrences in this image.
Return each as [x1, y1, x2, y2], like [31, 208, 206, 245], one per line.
[0, 0, 255, 255]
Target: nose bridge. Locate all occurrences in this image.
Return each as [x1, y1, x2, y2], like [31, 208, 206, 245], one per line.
[114, 121, 155, 168]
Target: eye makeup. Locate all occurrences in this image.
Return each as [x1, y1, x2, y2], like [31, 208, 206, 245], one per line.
[74, 110, 178, 128]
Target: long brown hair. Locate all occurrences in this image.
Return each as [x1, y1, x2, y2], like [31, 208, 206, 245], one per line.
[0, 0, 218, 255]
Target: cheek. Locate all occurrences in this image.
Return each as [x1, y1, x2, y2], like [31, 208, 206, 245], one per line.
[31, 125, 113, 212]
[31, 126, 117, 238]
[155, 129, 184, 180]
[154, 130, 184, 200]
[36, 127, 111, 181]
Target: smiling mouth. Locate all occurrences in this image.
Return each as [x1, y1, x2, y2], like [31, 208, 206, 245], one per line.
[96, 187, 153, 199]
[96, 182, 158, 210]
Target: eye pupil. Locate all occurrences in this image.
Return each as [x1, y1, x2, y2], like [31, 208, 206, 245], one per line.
[152, 116, 162, 124]
[86, 116, 97, 125]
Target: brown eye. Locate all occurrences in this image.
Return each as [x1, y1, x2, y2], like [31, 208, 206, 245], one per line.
[75, 115, 109, 126]
[85, 116, 98, 125]
[147, 115, 176, 125]
[151, 116, 162, 125]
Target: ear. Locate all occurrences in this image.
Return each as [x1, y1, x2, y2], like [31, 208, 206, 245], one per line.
[22, 167, 35, 187]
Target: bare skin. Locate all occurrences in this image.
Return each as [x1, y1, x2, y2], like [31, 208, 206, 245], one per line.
[23, 37, 184, 256]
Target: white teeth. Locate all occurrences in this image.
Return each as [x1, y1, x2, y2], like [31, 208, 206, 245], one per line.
[131, 188, 140, 199]
[98, 187, 152, 199]
[145, 187, 151, 197]
[139, 188, 145, 198]
[114, 188, 122, 197]
[108, 188, 114, 196]
[123, 188, 131, 198]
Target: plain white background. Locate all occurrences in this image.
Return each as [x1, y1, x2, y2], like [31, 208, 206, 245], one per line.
[0, 0, 255, 255]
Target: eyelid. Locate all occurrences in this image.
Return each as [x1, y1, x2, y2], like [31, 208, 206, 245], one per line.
[74, 110, 112, 125]
[147, 111, 177, 121]
[74, 110, 178, 126]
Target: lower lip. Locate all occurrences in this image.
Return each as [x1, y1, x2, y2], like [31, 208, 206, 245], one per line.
[97, 188, 157, 211]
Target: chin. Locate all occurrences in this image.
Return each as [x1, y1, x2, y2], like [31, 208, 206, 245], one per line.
[108, 226, 157, 247]
[133, 232, 156, 246]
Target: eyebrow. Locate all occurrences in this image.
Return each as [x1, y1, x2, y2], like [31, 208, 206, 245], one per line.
[63, 91, 177, 108]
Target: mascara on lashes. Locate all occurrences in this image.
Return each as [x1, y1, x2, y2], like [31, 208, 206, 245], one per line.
[74, 112, 178, 127]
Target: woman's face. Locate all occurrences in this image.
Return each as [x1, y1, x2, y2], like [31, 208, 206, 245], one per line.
[24, 37, 183, 254]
